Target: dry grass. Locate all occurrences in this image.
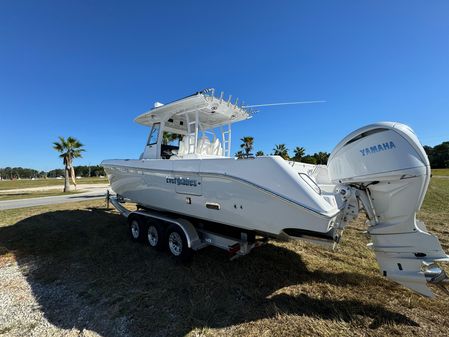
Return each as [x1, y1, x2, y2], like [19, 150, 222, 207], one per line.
[432, 169, 449, 176]
[0, 178, 448, 336]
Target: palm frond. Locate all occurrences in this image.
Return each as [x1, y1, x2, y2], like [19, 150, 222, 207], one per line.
[53, 142, 64, 152]
[72, 150, 85, 158]
[59, 136, 68, 148]
[66, 137, 84, 149]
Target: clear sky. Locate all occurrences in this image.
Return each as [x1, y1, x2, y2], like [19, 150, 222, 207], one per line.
[1, 1, 448, 171]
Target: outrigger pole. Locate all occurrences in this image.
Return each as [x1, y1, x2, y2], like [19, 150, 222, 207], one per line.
[242, 100, 326, 108]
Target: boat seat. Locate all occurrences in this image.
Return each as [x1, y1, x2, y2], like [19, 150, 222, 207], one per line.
[182, 153, 224, 159]
[211, 138, 223, 156]
[197, 136, 211, 155]
[178, 140, 186, 156]
[174, 137, 223, 158]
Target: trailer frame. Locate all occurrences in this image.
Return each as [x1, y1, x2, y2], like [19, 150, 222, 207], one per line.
[106, 191, 267, 260]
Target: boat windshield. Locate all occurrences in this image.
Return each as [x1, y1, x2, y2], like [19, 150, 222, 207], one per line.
[147, 123, 160, 145]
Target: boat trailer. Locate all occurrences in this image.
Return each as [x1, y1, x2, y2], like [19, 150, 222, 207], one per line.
[106, 190, 268, 261]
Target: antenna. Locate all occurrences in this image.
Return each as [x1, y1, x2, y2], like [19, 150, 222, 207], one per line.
[242, 100, 326, 108]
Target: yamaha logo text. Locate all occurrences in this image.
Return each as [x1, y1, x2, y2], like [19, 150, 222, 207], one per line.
[360, 141, 396, 156]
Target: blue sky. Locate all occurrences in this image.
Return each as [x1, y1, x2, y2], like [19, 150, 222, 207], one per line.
[1, 1, 448, 171]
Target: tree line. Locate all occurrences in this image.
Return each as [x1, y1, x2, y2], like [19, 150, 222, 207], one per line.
[0, 165, 105, 180]
[424, 142, 449, 168]
[1, 139, 447, 181]
[237, 137, 449, 167]
[237, 136, 330, 164]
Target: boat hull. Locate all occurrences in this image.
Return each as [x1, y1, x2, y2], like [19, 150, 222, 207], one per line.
[102, 157, 340, 239]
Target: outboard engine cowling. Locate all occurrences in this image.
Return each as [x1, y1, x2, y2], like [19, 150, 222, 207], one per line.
[328, 122, 448, 297]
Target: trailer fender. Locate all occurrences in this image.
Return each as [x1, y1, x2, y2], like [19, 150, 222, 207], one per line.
[175, 218, 202, 250]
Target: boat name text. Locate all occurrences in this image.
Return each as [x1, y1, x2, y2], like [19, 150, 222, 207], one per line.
[166, 176, 198, 187]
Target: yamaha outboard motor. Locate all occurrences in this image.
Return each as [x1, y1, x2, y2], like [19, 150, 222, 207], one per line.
[328, 122, 448, 297]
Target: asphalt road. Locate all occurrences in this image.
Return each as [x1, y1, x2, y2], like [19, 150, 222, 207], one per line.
[0, 187, 109, 211]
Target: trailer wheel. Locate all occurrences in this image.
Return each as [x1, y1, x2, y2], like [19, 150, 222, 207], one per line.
[166, 224, 193, 262]
[146, 222, 165, 251]
[128, 216, 146, 242]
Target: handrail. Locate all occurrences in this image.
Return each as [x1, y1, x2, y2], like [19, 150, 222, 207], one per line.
[298, 173, 322, 195]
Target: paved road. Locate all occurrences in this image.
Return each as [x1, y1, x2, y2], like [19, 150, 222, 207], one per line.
[0, 187, 109, 211]
[0, 183, 110, 193]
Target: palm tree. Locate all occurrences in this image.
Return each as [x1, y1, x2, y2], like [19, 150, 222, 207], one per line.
[162, 132, 183, 145]
[293, 146, 306, 162]
[53, 136, 85, 192]
[240, 136, 254, 158]
[256, 150, 265, 156]
[314, 151, 330, 165]
[273, 144, 289, 160]
[235, 150, 245, 159]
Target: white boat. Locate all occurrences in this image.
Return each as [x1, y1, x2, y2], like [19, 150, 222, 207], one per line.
[102, 89, 448, 297]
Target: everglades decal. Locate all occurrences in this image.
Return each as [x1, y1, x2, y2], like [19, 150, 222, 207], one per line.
[166, 176, 198, 187]
[360, 141, 396, 156]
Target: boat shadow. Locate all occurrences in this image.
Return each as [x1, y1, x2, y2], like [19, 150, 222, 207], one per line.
[0, 208, 418, 336]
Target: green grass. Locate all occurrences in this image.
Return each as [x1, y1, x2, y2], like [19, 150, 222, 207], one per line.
[0, 190, 81, 201]
[0, 179, 448, 336]
[0, 177, 108, 190]
[422, 178, 449, 212]
[432, 168, 449, 176]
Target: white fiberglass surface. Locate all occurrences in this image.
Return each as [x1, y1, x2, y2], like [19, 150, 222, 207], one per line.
[134, 93, 250, 130]
[102, 156, 339, 217]
[329, 131, 423, 183]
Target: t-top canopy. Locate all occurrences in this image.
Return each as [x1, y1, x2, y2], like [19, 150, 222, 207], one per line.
[134, 90, 252, 133]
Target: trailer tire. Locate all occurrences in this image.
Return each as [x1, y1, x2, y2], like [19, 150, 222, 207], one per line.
[128, 216, 146, 242]
[166, 224, 193, 262]
[146, 222, 165, 251]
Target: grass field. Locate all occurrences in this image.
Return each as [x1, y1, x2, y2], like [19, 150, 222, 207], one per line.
[0, 177, 108, 191]
[432, 168, 449, 176]
[0, 178, 448, 336]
